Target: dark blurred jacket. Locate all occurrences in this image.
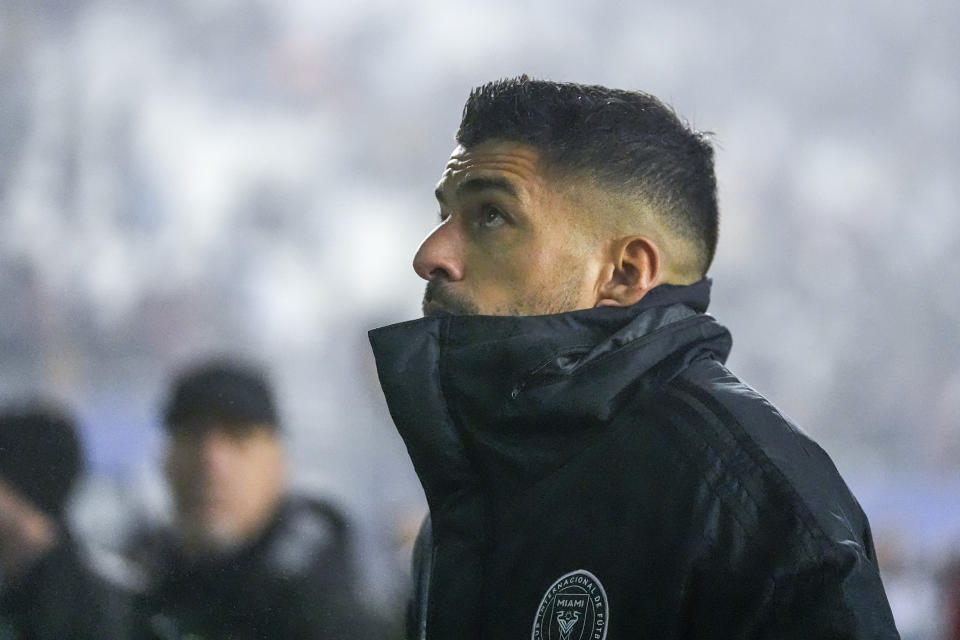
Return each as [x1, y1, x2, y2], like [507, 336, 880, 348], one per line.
[370, 279, 900, 639]
[0, 533, 130, 640]
[131, 496, 378, 640]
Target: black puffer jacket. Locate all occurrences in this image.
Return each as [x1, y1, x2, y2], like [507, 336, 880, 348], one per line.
[370, 279, 899, 639]
[131, 496, 377, 640]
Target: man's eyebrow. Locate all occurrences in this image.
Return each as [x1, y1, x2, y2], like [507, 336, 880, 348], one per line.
[435, 176, 519, 204]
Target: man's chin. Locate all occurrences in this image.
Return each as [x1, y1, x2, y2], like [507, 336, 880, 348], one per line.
[422, 301, 458, 317]
[183, 526, 244, 556]
[176, 512, 246, 555]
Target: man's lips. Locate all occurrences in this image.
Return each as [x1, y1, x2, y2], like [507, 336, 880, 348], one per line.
[422, 282, 479, 316]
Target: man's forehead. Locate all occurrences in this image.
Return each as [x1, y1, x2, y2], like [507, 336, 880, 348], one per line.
[438, 141, 543, 193]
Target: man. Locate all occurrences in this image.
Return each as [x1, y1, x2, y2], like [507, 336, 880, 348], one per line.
[131, 359, 377, 639]
[369, 77, 899, 639]
[0, 403, 129, 639]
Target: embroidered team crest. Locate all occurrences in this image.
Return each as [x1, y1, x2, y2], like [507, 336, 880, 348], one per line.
[531, 569, 609, 640]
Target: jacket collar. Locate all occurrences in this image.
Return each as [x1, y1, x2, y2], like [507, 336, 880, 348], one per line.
[369, 279, 731, 503]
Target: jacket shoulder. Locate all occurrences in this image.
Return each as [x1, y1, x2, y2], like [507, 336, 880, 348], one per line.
[262, 495, 353, 580]
[662, 358, 868, 553]
[645, 359, 899, 636]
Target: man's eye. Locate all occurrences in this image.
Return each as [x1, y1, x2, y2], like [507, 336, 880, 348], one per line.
[478, 205, 506, 228]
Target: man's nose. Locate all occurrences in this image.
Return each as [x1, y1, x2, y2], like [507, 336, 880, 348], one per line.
[197, 431, 234, 472]
[412, 221, 464, 282]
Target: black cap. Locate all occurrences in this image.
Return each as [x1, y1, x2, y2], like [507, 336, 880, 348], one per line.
[0, 402, 84, 519]
[163, 359, 279, 431]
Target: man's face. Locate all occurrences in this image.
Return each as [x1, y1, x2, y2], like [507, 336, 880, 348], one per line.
[164, 420, 285, 554]
[414, 140, 603, 316]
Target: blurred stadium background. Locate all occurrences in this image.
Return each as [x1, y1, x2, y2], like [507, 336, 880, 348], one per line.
[1, 0, 958, 636]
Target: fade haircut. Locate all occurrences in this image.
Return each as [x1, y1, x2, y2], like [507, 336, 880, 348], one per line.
[456, 76, 719, 276]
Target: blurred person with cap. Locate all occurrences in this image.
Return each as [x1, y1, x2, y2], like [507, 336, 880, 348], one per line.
[0, 402, 129, 639]
[130, 358, 382, 640]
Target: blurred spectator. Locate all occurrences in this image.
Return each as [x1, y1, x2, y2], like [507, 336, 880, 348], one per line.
[0, 402, 130, 639]
[129, 358, 383, 639]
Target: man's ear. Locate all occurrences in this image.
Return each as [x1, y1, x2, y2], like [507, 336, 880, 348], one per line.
[594, 236, 662, 308]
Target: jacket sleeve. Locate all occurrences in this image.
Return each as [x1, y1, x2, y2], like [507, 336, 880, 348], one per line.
[762, 537, 901, 639]
[679, 497, 900, 639]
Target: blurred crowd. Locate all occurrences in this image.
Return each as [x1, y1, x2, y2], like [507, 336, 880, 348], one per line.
[0, 358, 410, 639]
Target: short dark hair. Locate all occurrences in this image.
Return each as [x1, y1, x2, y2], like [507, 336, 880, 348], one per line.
[457, 76, 719, 276]
[163, 358, 279, 432]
